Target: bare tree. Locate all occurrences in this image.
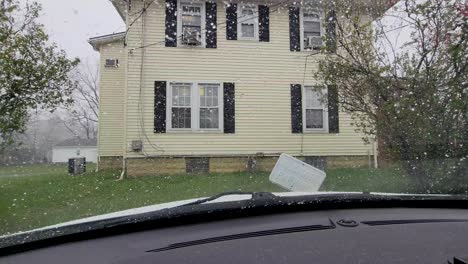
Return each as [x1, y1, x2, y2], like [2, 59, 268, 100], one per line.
[62, 60, 100, 140]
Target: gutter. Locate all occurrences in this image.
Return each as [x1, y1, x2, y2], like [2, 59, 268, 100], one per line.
[88, 32, 126, 51]
[119, 0, 132, 179]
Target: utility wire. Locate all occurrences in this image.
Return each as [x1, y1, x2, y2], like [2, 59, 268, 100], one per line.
[124, 0, 158, 45]
[137, 12, 165, 154]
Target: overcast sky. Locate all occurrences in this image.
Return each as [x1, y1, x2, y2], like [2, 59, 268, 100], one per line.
[37, 0, 125, 63]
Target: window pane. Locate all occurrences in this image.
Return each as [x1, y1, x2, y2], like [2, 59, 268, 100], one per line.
[200, 84, 219, 107]
[181, 4, 202, 46]
[304, 12, 320, 20]
[304, 21, 320, 33]
[305, 87, 323, 108]
[182, 15, 201, 26]
[306, 109, 324, 129]
[182, 26, 201, 45]
[172, 108, 191, 128]
[172, 84, 191, 107]
[200, 108, 219, 129]
[241, 24, 255, 38]
[303, 13, 321, 47]
[241, 7, 254, 16]
[182, 5, 201, 14]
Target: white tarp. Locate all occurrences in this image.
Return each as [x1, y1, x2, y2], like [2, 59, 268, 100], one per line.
[269, 154, 326, 192]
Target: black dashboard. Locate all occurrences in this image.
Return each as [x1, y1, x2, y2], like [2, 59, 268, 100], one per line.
[2, 207, 468, 263]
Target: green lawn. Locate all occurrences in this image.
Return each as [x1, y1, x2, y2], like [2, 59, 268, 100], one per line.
[0, 164, 413, 236]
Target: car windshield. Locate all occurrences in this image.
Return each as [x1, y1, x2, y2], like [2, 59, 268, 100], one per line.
[0, 0, 466, 237]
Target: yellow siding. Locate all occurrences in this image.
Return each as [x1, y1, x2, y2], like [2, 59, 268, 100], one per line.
[98, 41, 126, 156]
[115, 0, 373, 157]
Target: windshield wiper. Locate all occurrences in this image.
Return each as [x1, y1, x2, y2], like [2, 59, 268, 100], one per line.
[178, 191, 277, 207]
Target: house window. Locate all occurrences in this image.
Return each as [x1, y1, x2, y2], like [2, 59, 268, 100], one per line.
[238, 5, 258, 40]
[171, 83, 192, 129]
[199, 84, 220, 129]
[302, 11, 322, 50]
[168, 82, 223, 131]
[179, 2, 205, 46]
[304, 86, 328, 132]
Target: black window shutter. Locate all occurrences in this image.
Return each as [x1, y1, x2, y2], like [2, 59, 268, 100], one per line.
[165, 0, 177, 47]
[326, 10, 337, 53]
[258, 5, 270, 42]
[154, 81, 167, 133]
[226, 3, 237, 40]
[328, 85, 339, 134]
[223, 83, 235, 134]
[290, 84, 303, 133]
[206, 2, 217, 48]
[289, 7, 300, 51]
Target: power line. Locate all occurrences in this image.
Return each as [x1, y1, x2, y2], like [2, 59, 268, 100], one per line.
[124, 0, 158, 46]
[135, 9, 165, 154]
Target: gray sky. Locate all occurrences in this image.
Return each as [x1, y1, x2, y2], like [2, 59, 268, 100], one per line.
[37, 0, 125, 62]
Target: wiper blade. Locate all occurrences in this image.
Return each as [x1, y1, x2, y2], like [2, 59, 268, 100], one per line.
[148, 219, 336, 253]
[178, 191, 277, 207]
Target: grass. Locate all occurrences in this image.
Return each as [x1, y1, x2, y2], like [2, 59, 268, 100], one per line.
[321, 167, 416, 193]
[0, 163, 414, 236]
[0, 163, 84, 178]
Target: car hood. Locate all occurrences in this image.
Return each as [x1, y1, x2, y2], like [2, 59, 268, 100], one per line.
[0, 191, 451, 239]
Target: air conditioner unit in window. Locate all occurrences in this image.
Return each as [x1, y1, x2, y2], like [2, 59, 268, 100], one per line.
[305, 36, 323, 50]
[182, 29, 202, 46]
[105, 59, 119, 67]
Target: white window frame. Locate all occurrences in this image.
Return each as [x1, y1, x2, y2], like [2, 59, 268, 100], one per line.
[167, 81, 224, 132]
[237, 4, 259, 41]
[300, 9, 324, 51]
[168, 82, 193, 131]
[177, 0, 206, 48]
[302, 86, 329, 133]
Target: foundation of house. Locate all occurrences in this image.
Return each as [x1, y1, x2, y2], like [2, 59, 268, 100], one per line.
[99, 155, 372, 177]
[98, 156, 123, 171]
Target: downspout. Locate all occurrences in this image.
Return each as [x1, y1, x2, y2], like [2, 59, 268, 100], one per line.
[119, 0, 132, 180]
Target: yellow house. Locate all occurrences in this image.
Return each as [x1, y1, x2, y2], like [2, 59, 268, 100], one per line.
[89, 0, 385, 177]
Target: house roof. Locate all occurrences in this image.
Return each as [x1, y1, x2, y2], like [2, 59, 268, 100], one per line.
[110, 0, 127, 21]
[88, 32, 126, 51]
[55, 138, 97, 147]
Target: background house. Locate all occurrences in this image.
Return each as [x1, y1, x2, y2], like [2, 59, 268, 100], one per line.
[52, 138, 98, 163]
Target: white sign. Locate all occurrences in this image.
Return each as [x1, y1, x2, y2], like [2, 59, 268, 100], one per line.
[269, 154, 326, 192]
